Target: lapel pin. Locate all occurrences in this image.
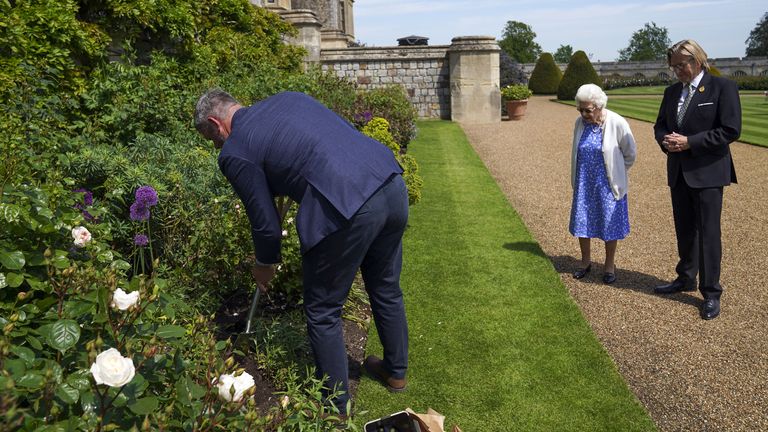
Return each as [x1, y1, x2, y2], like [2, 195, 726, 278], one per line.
[698, 86, 705, 92]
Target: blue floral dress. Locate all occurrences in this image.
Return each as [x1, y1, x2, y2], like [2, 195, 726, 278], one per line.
[569, 121, 630, 241]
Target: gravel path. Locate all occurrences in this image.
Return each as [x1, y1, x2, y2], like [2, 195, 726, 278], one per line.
[461, 96, 768, 431]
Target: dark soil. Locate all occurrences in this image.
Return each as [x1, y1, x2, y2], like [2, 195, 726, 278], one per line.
[213, 289, 370, 415]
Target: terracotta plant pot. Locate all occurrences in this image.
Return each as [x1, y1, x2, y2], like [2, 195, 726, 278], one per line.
[505, 99, 528, 120]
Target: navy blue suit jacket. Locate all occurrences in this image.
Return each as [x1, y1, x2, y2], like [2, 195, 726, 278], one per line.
[218, 92, 403, 264]
[653, 72, 740, 188]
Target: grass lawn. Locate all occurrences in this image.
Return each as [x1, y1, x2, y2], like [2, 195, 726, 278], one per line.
[353, 121, 656, 431]
[559, 92, 768, 148]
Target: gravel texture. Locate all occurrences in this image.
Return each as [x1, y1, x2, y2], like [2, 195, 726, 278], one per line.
[461, 96, 768, 431]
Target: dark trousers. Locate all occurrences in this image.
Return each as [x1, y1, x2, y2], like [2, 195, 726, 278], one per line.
[670, 178, 724, 300]
[302, 175, 409, 410]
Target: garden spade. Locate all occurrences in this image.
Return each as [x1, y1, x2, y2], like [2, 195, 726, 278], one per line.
[233, 283, 265, 351]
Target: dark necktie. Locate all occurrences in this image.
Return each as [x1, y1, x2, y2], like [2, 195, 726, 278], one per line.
[676, 83, 695, 127]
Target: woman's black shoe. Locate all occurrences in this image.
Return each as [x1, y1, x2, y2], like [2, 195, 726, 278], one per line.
[572, 264, 591, 279]
[602, 271, 616, 284]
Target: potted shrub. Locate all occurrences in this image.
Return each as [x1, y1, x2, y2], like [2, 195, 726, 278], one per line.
[501, 84, 533, 120]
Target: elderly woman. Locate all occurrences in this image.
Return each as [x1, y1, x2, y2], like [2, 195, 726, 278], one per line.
[569, 84, 636, 284]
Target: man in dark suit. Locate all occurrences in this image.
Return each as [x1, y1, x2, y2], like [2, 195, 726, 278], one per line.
[194, 89, 410, 412]
[653, 39, 741, 320]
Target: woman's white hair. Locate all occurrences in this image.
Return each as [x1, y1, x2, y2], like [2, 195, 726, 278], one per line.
[575, 84, 608, 108]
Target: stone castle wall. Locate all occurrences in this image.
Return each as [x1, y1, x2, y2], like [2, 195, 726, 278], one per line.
[320, 46, 452, 119]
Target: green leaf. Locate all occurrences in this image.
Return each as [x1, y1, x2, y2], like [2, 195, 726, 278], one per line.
[174, 375, 206, 406]
[97, 250, 113, 263]
[128, 396, 159, 415]
[155, 325, 186, 339]
[80, 391, 97, 414]
[17, 372, 44, 389]
[5, 359, 26, 378]
[56, 383, 80, 404]
[26, 335, 43, 350]
[215, 340, 227, 351]
[51, 253, 70, 269]
[5, 272, 24, 287]
[47, 319, 80, 353]
[64, 300, 95, 317]
[10, 345, 35, 365]
[111, 259, 131, 271]
[66, 373, 91, 391]
[0, 250, 25, 270]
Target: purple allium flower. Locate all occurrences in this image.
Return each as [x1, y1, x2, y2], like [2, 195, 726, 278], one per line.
[74, 188, 94, 206]
[134, 186, 158, 207]
[129, 202, 150, 221]
[354, 111, 373, 126]
[134, 234, 149, 247]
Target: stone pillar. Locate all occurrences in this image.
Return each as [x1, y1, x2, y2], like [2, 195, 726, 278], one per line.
[280, 9, 323, 64]
[448, 36, 501, 124]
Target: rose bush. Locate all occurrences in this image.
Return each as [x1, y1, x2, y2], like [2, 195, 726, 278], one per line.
[0, 185, 352, 431]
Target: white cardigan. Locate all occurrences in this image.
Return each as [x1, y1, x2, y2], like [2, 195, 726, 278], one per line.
[571, 109, 637, 200]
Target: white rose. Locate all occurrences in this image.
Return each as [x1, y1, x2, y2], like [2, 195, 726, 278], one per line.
[281, 230, 288, 237]
[111, 288, 139, 310]
[90, 348, 136, 387]
[216, 372, 255, 402]
[72, 226, 92, 247]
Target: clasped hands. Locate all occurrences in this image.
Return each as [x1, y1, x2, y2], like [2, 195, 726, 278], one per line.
[663, 132, 689, 152]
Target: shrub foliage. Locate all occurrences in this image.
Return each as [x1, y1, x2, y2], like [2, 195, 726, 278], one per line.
[528, 53, 563, 95]
[557, 50, 603, 100]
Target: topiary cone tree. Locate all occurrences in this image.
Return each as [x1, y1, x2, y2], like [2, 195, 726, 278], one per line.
[557, 50, 603, 100]
[528, 53, 563, 95]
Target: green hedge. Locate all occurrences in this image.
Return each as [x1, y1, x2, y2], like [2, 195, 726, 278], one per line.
[528, 53, 562, 95]
[557, 50, 603, 100]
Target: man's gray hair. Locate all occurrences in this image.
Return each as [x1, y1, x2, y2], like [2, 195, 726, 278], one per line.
[194, 89, 239, 138]
[575, 84, 608, 108]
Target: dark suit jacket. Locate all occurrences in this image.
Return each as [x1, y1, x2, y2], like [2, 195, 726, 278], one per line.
[653, 72, 741, 188]
[218, 92, 403, 264]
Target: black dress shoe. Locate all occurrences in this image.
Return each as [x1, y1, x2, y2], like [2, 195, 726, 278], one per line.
[572, 264, 591, 279]
[602, 272, 616, 284]
[653, 279, 696, 294]
[701, 299, 720, 320]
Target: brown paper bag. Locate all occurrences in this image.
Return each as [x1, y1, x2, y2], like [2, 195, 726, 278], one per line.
[405, 408, 461, 432]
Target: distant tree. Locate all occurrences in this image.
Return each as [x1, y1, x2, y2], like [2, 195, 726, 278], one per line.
[745, 12, 768, 56]
[528, 53, 562, 95]
[617, 22, 671, 61]
[557, 50, 602, 101]
[499, 50, 526, 87]
[499, 20, 542, 63]
[554, 45, 574, 63]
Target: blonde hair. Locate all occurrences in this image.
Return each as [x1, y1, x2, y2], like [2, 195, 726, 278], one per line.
[667, 39, 710, 71]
